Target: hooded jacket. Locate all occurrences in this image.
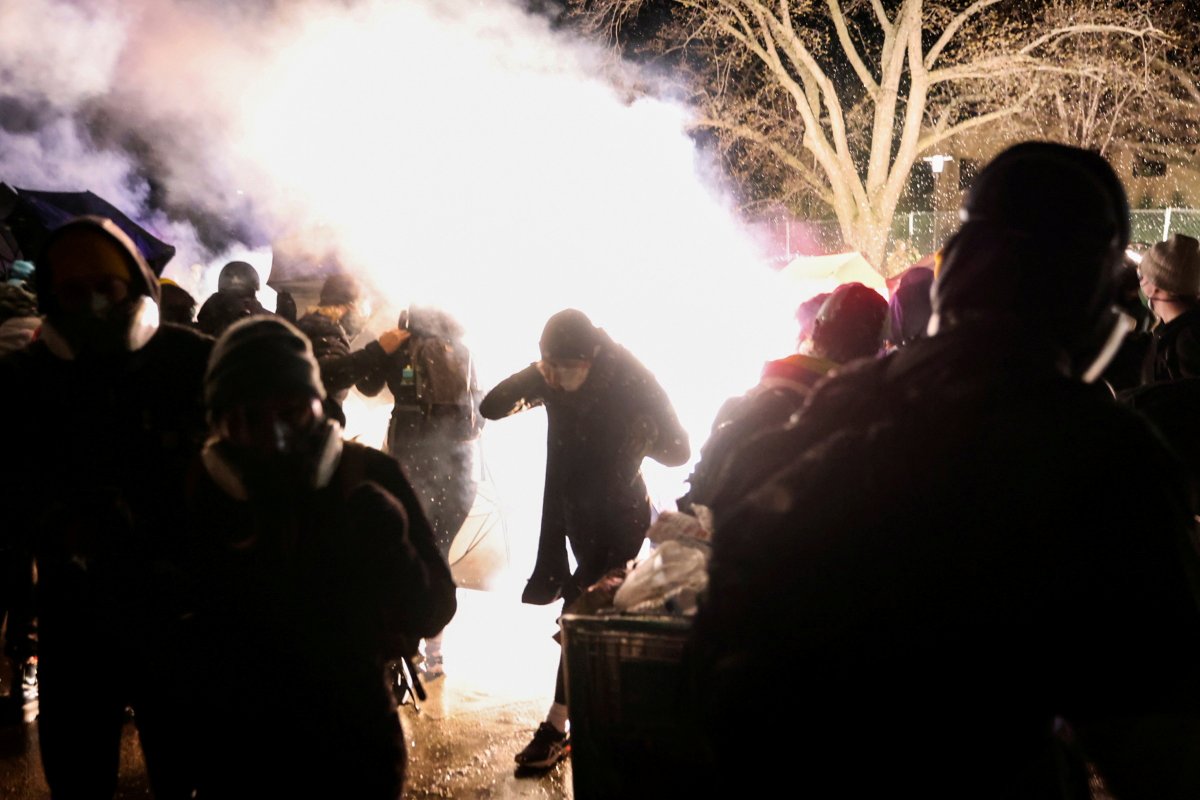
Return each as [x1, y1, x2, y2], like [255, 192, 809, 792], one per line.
[481, 331, 688, 605]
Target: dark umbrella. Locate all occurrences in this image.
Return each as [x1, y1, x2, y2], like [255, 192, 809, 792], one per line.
[0, 183, 177, 276]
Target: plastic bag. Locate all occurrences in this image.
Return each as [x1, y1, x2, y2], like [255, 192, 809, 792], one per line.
[612, 539, 710, 615]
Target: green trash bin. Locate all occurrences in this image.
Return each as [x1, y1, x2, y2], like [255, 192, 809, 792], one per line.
[560, 613, 705, 799]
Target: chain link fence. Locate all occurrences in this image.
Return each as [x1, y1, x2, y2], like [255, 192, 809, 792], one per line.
[757, 209, 1200, 266]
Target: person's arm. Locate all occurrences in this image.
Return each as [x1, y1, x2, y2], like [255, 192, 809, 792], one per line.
[479, 363, 546, 420]
[637, 367, 691, 467]
[356, 454, 458, 645]
[316, 328, 408, 396]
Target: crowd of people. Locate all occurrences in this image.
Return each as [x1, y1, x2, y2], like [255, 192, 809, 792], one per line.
[1, 138, 1199, 799]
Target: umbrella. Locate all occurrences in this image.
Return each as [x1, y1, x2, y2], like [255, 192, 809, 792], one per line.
[0, 183, 176, 276]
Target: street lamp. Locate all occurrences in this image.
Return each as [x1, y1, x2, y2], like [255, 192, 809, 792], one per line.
[923, 154, 954, 250]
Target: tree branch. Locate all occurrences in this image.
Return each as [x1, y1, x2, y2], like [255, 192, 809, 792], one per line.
[924, 0, 1002, 70]
[825, 0, 879, 93]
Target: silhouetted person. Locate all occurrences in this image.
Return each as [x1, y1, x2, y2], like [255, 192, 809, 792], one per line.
[688, 143, 1200, 798]
[359, 304, 483, 680]
[183, 316, 456, 799]
[296, 273, 407, 418]
[196, 260, 267, 337]
[1139, 233, 1200, 383]
[679, 282, 886, 514]
[157, 278, 197, 327]
[0, 216, 211, 799]
[481, 308, 689, 769]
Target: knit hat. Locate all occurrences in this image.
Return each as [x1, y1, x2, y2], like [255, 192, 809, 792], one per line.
[811, 283, 888, 363]
[933, 142, 1128, 344]
[540, 308, 600, 360]
[1138, 234, 1200, 298]
[205, 316, 325, 419]
[319, 273, 361, 307]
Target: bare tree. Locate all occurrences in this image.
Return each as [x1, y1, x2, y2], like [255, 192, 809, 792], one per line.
[1020, 2, 1199, 167]
[572, 0, 1172, 270]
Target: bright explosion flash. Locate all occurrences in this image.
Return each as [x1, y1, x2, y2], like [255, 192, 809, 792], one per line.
[227, 1, 801, 522]
[1, 0, 829, 702]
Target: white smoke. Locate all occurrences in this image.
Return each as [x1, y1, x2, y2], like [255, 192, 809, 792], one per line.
[1, 0, 805, 577]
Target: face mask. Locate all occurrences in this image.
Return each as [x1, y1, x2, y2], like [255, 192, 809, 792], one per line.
[202, 418, 344, 501]
[42, 295, 159, 361]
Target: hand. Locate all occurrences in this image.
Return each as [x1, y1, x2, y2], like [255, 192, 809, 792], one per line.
[377, 328, 411, 355]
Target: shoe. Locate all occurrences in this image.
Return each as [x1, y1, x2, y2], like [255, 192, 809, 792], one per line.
[514, 722, 569, 769]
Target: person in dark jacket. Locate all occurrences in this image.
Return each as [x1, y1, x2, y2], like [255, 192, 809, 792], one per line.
[183, 316, 456, 799]
[678, 283, 886, 514]
[481, 308, 689, 769]
[157, 278, 197, 327]
[295, 273, 407, 412]
[884, 265, 934, 350]
[0, 216, 212, 799]
[687, 143, 1200, 798]
[1139, 233, 1200, 383]
[358, 304, 483, 680]
[195, 260, 268, 337]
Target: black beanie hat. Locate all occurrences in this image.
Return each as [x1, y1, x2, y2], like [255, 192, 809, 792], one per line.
[540, 308, 599, 359]
[205, 316, 325, 419]
[933, 141, 1128, 340]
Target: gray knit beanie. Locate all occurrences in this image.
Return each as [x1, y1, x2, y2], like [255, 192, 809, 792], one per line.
[1139, 234, 1200, 298]
[205, 316, 325, 419]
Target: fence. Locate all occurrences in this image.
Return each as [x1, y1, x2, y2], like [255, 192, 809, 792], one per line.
[754, 208, 1200, 265]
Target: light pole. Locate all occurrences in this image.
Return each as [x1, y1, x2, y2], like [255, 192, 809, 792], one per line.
[923, 154, 954, 253]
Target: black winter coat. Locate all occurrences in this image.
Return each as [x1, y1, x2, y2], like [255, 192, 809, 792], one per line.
[182, 442, 456, 799]
[689, 324, 1200, 798]
[481, 336, 689, 605]
[297, 310, 389, 398]
[1146, 306, 1200, 383]
[0, 323, 212, 655]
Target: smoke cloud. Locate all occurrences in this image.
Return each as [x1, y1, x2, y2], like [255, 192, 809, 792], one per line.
[2, 0, 805, 575]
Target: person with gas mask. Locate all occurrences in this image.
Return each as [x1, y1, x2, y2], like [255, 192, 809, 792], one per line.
[195, 260, 269, 337]
[480, 308, 689, 769]
[296, 273, 408, 415]
[182, 316, 456, 799]
[0, 216, 212, 798]
[684, 142, 1200, 798]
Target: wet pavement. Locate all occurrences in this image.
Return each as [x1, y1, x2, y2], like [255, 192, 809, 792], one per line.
[0, 588, 573, 799]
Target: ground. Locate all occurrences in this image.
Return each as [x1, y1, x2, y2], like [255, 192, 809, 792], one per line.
[0, 588, 573, 799]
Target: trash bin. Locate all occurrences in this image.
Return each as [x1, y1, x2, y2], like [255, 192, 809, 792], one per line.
[560, 613, 705, 800]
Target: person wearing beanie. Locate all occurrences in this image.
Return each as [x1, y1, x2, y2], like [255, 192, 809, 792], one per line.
[158, 278, 197, 327]
[196, 260, 270, 338]
[182, 315, 455, 799]
[296, 272, 408, 420]
[480, 308, 689, 770]
[884, 266, 934, 351]
[0, 215, 212, 798]
[680, 283, 886, 517]
[688, 142, 1200, 798]
[1137, 233, 1200, 382]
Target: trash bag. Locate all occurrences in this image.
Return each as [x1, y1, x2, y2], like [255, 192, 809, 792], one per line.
[612, 539, 709, 615]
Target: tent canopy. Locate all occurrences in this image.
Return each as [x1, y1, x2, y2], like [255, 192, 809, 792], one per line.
[777, 252, 889, 303]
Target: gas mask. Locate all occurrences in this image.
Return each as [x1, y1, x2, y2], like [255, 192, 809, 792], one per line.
[202, 417, 344, 501]
[41, 294, 160, 361]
